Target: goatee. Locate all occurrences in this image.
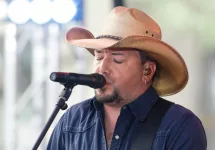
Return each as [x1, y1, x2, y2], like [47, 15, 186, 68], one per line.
[95, 87, 123, 104]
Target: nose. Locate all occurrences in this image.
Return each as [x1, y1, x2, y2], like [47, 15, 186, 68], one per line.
[99, 56, 111, 75]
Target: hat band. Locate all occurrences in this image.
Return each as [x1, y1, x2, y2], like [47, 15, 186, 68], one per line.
[96, 35, 122, 40]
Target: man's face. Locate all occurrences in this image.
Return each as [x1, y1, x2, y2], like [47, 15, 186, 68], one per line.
[93, 48, 144, 105]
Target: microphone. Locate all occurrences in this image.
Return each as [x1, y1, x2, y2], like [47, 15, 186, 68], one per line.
[50, 72, 106, 89]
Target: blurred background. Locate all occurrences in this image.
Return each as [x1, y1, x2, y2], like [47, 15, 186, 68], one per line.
[0, 0, 214, 149]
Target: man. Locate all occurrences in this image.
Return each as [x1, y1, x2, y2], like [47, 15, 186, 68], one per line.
[47, 6, 207, 150]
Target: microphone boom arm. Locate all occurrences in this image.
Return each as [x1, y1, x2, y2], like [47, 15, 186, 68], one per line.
[32, 84, 75, 150]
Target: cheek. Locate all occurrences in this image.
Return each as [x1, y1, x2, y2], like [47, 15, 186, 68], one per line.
[116, 67, 143, 87]
[113, 69, 132, 86]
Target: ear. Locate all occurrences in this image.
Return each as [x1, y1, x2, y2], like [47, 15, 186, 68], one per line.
[142, 62, 157, 84]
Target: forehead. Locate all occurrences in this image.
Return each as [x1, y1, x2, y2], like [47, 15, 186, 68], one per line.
[94, 48, 138, 55]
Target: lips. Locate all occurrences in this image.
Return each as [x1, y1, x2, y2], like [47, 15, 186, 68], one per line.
[103, 76, 112, 84]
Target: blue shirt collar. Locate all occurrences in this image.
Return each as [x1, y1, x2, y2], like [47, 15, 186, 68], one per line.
[93, 86, 159, 121]
[128, 86, 159, 121]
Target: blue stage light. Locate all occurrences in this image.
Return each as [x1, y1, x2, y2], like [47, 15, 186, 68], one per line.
[7, 0, 31, 24]
[6, 0, 83, 24]
[30, 0, 52, 24]
[51, 0, 77, 24]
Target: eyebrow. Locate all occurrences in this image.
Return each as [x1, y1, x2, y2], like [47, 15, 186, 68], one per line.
[111, 52, 124, 56]
[94, 50, 125, 56]
[95, 50, 103, 53]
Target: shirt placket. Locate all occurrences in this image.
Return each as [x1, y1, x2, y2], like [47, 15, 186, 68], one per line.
[109, 106, 133, 150]
[97, 107, 109, 150]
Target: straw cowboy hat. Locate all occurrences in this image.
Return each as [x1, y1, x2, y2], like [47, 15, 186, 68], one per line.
[65, 6, 189, 96]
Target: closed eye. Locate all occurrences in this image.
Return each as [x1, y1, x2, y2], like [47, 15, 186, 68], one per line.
[113, 59, 123, 64]
[96, 57, 103, 61]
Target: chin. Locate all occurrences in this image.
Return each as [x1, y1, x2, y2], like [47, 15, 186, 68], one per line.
[95, 86, 111, 97]
[95, 87, 112, 96]
[94, 86, 122, 104]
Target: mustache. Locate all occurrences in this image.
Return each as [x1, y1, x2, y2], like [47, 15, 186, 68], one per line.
[102, 74, 113, 84]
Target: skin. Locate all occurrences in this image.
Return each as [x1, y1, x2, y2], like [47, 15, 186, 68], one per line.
[93, 48, 156, 147]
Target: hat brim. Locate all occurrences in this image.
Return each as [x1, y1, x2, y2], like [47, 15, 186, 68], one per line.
[66, 28, 188, 96]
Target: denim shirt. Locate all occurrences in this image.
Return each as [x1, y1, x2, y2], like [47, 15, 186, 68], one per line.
[47, 87, 207, 150]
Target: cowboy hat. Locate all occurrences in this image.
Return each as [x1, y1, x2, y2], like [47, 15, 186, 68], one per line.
[65, 6, 189, 96]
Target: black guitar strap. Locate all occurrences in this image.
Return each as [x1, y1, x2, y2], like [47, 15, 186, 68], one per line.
[131, 98, 174, 150]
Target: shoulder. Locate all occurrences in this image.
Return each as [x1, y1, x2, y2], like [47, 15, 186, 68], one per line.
[67, 97, 95, 114]
[60, 97, 98, 128]
[165, 102, 197, 122]
[47, 97, 99, 150]
[163, 102, 203, 129]
[161, 100, 205, 133]
[158, 99, 207, 149]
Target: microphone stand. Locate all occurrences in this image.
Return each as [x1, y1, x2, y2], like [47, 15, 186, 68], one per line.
[32, 85, 74, 150]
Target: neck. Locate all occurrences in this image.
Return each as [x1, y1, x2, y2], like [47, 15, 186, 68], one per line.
[104, 104, 121, 125]
[103, 104, 121, 147]
[103, 85, 151, 125]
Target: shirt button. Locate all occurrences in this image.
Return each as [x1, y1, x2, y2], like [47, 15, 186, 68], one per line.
[115, 135, 120, 139]
[122, 106, 127, 110]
